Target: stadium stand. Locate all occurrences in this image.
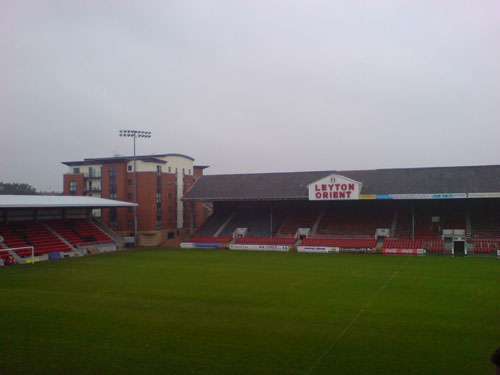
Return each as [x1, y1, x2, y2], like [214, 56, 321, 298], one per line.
[0, 221, 72, 257]
[182, 165, 500, 256]
[45, 219, 114, 247]
[470, 205, 500, 239]
[316, 205, 393, 237]
[191, 210, 234, 237]
[443, 209, 466, 230]
[279, 208, 321, 235]
[218, 207, 287, 237]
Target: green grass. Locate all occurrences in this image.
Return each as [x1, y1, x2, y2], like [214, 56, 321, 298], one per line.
[0, 250, 499, 375]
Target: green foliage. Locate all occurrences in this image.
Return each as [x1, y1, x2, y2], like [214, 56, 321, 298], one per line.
[0, 182, 38, 195]
[0, 250, 498, 375]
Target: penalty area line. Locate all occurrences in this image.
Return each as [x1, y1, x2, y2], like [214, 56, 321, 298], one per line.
[305, 256, 411, 375]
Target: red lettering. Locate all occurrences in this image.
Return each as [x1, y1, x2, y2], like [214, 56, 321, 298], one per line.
[339, 191, 345, 198]
[335, 184, 340, 190]
[333, 191, 338, 198]
[346, 191, 351, 198]
[341, 184, 347, 190]
[315, 185, 320, 191]
[315, 192, 321, 199]
[328, 184, 334, 191]
[322, 184, 326, 191]
[348, 183, 355, 190]
[323, 192, 328, 198]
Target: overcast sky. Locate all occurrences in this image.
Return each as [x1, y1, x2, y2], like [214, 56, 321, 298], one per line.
[1, 0, 499, 192]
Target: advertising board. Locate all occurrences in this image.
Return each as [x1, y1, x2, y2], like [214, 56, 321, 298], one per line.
[382, 248, 425, 255]
[297, 246, 339, 253]
[229, 244, 289, 252]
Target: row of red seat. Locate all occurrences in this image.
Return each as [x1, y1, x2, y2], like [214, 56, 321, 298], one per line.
[300, 238, 377, 248]
[473, 239, 499, 253]
[279, 210, 320, 235]
[384, 238, 424, 248]
[45, 219, 113, 246]
[316, 207, 394, 237]
[0, 250, 12, 259]
[0, 221, 72, 257]
[187, 236, 233, 243]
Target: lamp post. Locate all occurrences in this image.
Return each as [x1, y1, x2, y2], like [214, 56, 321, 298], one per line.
[119, 130, 151, 246]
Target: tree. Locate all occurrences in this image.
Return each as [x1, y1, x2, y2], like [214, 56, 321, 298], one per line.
[0, 182, 38, 195]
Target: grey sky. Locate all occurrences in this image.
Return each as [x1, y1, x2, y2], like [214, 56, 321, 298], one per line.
[1, 0, 499, 192]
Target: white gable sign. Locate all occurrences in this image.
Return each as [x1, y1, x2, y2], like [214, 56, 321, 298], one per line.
[308, 174, 362, 200]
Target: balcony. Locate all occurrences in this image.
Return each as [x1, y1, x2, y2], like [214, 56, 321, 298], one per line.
[84, 186, 102, 193]
[83, 171, 102, 178]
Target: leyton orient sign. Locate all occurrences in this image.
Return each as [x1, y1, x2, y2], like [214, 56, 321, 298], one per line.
[308, 174, 362, 201]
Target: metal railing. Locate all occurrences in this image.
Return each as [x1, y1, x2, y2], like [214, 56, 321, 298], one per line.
[83, 171, 102, 178]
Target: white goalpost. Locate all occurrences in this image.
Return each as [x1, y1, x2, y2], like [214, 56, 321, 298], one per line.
[0, 246, 35, 264]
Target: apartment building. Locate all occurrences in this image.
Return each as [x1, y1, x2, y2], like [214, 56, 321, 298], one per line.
[62, 153, 210, 246]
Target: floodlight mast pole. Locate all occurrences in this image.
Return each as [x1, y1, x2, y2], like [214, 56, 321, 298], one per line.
[119, 130, 151, 247]
[133, 133, 137, 247]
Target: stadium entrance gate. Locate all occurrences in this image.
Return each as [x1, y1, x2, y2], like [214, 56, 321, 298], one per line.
[453, 241, 465, 256]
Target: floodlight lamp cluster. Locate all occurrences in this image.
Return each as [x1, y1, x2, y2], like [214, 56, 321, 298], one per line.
[119, 130, 151, 138]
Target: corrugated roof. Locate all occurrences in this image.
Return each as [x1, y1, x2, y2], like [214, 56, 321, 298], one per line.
[183, 165, 500, 201]
[0, 195, 137, 208]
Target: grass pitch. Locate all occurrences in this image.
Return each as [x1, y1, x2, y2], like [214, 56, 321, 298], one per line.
[0, 250, 499, 375]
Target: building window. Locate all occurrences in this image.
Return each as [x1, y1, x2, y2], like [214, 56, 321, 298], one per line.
[156, 193, 161, 203]
[128, 207, 132, 213]
[156, 220, 162, 231]
[168, 193, 172, 199]
[73, 167, 80, 174]
[188, 169, 191, 175]
[109, 166, 117, 199]
[168, 180, 171, 185]
[168, 166, 171, 173]
[157, 165, 162, 175]
[128, 165, 132, 171]
[128, 220, 133, 227]
[110, 208, 117, 230]
[128, 193, 132, 199]
[128, 179, 132, 185]
[69, 181, 77, 195]
[157, 174, 162, 191]
[167, 232, 174, 240]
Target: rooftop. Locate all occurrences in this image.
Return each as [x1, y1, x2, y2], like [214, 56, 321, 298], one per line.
[62, 153, 195, 166]
[0, 195, 137, 209]
[183, 164, 500, 201]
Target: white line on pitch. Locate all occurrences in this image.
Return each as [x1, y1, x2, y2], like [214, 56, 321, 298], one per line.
[305, 256, 411, 375]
